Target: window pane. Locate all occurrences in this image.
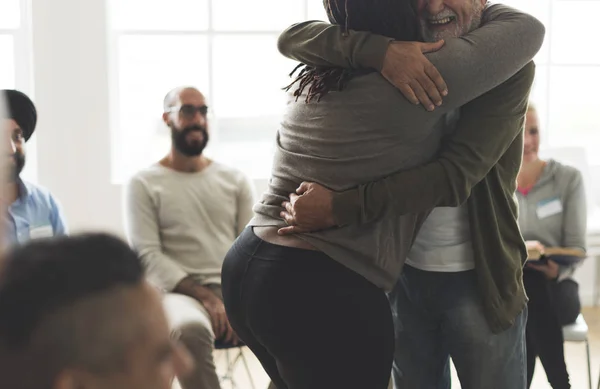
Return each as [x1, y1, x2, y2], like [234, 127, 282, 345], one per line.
[0, 35, 15, 89]
[211, 35, 296, 179]
[209, 116, 277, 178]
[212, 34, 296, 118]
[547, 66, 600, 164]
[113, 35, 210, 181]
[109, 0, 209, 31]
[213, 0, 305, 31]
[307, 0, 329, 21]
[502, 0, 550, 25]
[19, 136, 37, 183]
[0, 0, 20, 29]
[528, 65, 549, 143]
[210, 140, 275, 179]
[551, 1, 600, 65]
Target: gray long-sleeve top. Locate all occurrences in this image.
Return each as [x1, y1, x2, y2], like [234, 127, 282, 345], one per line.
[251, 4, 545, 294]
[517, 159, 587, 280]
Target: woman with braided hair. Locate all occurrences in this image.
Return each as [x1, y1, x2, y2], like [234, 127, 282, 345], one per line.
[221, 0, 544, 387]
[286, 0, 423, 104]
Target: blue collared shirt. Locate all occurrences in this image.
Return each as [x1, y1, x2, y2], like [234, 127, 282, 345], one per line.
[5, 179, 68, 246]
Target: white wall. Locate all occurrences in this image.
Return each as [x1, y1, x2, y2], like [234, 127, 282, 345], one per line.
[31, 0, 117, 233]
[28, 0, 600, 305]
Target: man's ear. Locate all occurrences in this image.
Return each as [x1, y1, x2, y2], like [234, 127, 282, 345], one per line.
[162, 112, 170, 125]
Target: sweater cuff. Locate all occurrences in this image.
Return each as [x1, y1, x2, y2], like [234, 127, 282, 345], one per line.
[332, 188, 361, 226]
[161, 269, 189, 293]
[556, 264, 575, 283]
[355, 35, 393, 72]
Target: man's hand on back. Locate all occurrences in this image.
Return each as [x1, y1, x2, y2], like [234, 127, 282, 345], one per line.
[278, 182, 336, 235]
[381, 40, 448, 111]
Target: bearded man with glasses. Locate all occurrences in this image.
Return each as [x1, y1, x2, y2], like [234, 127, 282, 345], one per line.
[124, 86, 256, 389]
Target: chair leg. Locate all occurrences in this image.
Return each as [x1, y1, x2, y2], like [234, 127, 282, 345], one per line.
[220, 349, 235, 388]
[217, 347, 258, 389]
[585, 339, 592, 389]
[230, 351, 246, 389]
[597, 352, 600, 389]
[240, 352, 257, 389]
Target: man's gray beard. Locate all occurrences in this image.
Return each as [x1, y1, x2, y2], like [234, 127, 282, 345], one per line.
[420, 2, 484, 42]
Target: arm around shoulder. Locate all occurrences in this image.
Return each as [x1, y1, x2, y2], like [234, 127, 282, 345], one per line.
[277, 21, 392, 70]
[423, 4, 544, 111]
[332, 62, 536, 226]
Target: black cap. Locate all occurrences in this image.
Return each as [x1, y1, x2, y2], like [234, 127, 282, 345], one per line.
[2, 89, 37, 142]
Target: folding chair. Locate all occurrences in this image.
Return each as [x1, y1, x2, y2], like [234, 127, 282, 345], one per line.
[562, 314, 591, 389]
[215, 340, 257, 389]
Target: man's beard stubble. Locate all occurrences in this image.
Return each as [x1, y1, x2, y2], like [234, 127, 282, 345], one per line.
[420, 0, 484, 42]
[9, 152, 25, 182]
[170, 124, 209, 157]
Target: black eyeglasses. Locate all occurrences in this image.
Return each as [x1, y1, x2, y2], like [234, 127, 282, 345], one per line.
[169, 104, 209, 118]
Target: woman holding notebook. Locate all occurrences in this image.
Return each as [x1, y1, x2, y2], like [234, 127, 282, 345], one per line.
[517, 102, 587, 389]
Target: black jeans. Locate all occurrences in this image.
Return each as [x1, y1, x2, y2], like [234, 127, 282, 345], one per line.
[524, 269, 580, 389]
[221, 227, 394, 389]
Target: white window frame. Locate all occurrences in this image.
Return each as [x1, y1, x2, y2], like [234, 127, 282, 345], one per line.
[506, 0, 600, 153]
[1, 0, 36, 183]
[108, 0, 600, 188]
[107, 0, 326, 184]
[528, 0, 600, 207]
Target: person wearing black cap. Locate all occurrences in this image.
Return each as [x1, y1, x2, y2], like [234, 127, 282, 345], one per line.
[2, 89, 67, 246]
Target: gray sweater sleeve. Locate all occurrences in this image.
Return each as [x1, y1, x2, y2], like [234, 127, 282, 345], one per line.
[425, 3, 545, 111]
[541, 167, 587, 281]
[278, 4, 545, 113]
[236, 174, 256, 237]
[277, 20, 393, 71]
[124, 176, 188, 291]
[557, 168, 588, 280]
[562, 169, 587, 252]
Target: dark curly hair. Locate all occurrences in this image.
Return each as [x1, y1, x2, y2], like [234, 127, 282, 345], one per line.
[286, 0, 421, 102]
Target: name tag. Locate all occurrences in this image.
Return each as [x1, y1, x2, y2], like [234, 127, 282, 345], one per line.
[29, 225, 54, 240]
[536, 197, 563, 219]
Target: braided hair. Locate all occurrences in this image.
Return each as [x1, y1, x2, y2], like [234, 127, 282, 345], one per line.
[285, 0, 421, 103]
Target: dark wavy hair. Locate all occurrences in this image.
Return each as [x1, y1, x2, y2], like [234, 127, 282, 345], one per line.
[286, 0, 421, 102]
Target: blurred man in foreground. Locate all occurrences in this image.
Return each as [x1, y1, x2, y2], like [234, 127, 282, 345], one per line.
[0, 233, 193, 389]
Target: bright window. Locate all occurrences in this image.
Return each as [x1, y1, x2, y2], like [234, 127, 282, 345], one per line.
[1, 0, 36, 183]
[503, 0, 600, 165]
[0, 0, 21, 89]
[0, 35, 16, 89]
[108, 0, 328, 183]
[109, 0, 600, 182]
[0, 0, 21, 30]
